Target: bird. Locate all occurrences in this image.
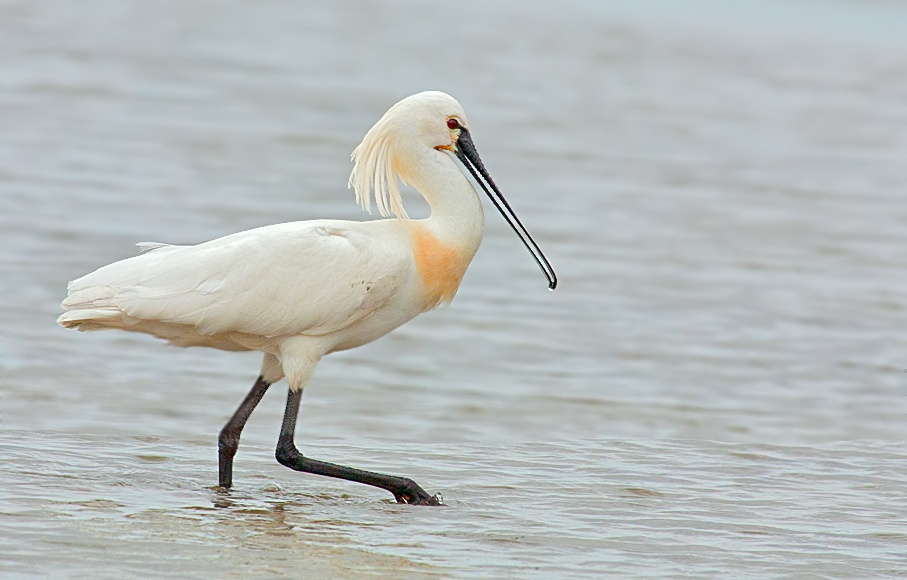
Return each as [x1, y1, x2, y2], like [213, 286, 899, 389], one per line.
[58, 91, 557, 505]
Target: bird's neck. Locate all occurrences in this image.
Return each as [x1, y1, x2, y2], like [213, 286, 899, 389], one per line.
[407, 150, 485, 256]
[401, 150, 485, 310]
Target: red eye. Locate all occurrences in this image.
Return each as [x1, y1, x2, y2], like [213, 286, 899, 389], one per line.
[447, 118, 460, 130]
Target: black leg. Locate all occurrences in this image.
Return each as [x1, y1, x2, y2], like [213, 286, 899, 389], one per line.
[275, 387, 441, 505]
[218, 375, 272, 488]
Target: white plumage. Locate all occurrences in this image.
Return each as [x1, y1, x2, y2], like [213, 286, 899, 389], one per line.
[57, 91, 555, 503]
[61, 220, 411, 347]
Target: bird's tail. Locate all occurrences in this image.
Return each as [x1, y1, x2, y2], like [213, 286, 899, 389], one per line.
[58, 283, 136, 331]
[58, 242, 179, 331]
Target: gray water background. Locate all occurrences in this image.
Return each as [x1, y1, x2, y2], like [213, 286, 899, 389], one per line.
[2, 0, 906, 577]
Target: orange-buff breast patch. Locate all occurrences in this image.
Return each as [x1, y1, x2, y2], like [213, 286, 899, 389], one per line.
[410, 226, 471, 309]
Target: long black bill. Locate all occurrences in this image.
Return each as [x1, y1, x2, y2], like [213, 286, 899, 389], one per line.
[455, 129, 558, 290]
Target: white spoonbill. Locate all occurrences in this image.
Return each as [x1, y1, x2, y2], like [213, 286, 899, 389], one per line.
[58, 91, 557, 505]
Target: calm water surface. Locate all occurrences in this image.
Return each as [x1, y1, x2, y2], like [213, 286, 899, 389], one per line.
[2, 0, 906, 577]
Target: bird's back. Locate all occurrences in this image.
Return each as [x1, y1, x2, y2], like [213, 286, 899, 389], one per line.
[59, 220, 416, 351]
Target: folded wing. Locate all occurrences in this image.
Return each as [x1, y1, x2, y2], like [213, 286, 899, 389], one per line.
[59, 221, 409, 340]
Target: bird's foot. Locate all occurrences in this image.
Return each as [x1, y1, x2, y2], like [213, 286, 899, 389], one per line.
[393, 478, 444, 506]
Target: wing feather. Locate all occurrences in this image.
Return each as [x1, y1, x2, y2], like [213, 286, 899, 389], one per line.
[61, 221, 409, 339]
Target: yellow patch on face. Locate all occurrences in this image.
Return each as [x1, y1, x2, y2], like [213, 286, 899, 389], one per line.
[409, 225, 471, 309]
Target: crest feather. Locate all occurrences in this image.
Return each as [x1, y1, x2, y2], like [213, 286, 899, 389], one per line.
[348, 105, 410, 219]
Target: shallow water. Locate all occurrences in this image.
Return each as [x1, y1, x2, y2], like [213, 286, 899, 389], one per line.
[3, 0, 907, 577]
[4, 433, 905, 578]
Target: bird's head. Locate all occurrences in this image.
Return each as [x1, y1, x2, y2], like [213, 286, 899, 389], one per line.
[348, 91, 469, 219]
[349, 91, 557, 290]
